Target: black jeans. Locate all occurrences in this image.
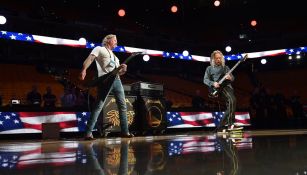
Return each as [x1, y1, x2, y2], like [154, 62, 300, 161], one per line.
[220, 86, 236, 126]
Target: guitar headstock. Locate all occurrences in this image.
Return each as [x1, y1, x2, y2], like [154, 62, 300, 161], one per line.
[123, 52, 144, 64]
[241, 54, 248, 62]
[131, 51, 143, 56]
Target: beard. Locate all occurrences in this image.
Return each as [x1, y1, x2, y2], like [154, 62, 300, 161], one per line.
[215, 61, 222, 66]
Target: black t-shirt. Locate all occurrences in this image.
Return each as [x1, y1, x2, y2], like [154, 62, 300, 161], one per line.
[27, 91, 42, 105]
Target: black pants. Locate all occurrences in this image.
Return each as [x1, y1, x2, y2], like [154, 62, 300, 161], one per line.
[220, 86, 236, 126]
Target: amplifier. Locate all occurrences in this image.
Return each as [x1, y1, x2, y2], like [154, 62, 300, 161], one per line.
[123, 84, 131, 92]
[109, 84, 132, 95]
[99, 95, 137, 133]
[131, 81, 164, 97]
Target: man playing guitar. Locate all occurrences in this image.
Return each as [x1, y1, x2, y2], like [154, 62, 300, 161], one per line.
[204, 50, 243, 133]
[80, 34, 133, 139]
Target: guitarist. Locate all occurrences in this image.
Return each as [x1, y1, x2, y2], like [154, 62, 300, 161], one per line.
[80, 34, 133, 139]
[203, 50, 242, 133]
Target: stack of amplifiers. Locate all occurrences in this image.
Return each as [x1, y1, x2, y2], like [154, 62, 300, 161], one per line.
[131, 81, 164, 97]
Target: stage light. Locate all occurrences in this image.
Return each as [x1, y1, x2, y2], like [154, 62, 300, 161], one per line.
[261, 58, 267, 64]
[225, 46, 232, 52]
[143, 54, 150, 62]
[171, 5, 178, 13]
[182, 50, 189, 56]
[296, 51, 301, 59]
[251, 20, 257, 27]
[214, 0, 221, 7]
[78, 37, 87, 45]
[0, 15, 7, 25]
[288, 55, 292, 60]
[118, 9, 126, 17]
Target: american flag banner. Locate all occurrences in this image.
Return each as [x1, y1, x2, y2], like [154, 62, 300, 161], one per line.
[0, 31, 86, 48]
[168, 135, 218, 156]
[0, 112, 90, 134]
[0, 141, 88, 170]
[167, 112, 216, 128]
[234, 112, 251, 126]
[168, 135, 253, 156]
[167, 111, 251, 128]
[1, 30, 307, 62]
[232, 137, 253, 150]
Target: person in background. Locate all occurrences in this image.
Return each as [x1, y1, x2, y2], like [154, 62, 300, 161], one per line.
[26, 85, 42, 107]
[43, 86, 57, 108]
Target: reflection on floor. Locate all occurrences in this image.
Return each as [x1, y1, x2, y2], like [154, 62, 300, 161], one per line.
[1, 129, 307, 175]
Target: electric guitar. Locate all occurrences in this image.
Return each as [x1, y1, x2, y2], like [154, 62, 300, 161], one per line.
[85, 52, 142, 88]
[208, 54, 248, 98]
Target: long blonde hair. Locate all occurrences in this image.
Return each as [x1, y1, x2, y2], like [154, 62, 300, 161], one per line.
[210, 50, 225, 67]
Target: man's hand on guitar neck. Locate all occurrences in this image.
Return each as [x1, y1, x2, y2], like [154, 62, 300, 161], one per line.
[225, 74, 232, 81]
[118, 64, 127, 76]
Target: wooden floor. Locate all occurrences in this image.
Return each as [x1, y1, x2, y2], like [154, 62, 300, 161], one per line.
[1, 129, 307, 175]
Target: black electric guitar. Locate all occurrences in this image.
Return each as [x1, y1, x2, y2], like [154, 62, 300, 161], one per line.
[208, 54, 248, 98]
[85, 52, 142, 88]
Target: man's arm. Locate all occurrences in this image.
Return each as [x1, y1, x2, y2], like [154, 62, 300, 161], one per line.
[203, 67, 214, 87]
[80, 54, 96, 80]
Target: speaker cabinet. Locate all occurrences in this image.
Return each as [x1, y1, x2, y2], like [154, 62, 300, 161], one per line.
[136, 96, 167, 134]
[99, 95, 137, 133]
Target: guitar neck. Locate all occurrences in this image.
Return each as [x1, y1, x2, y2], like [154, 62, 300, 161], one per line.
[112, 52, 141, 74]
[218, 60, 242, 84]
[122, 52, 140, 64]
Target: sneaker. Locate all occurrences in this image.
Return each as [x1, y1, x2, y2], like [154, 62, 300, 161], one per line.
[84, 136, 96, 141]
[227, 124, 243, 131]
[120, 133, 134, 138]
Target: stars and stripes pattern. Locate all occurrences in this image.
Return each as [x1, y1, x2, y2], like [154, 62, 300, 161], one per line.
[0, 112, 90, 134]
[0, 141, 89, 170]
[2, 30, 304, 62]
[167, 111, 250, 128]
[167, 112, 216, 128]
[168, 135, 252, 156]
[168, 135, 217, 156]
[0, 31, 85, 48]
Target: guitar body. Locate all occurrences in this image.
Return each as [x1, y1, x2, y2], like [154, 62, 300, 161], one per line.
[85, 71, 116, 88]
[84, 70, 118, 103]
[208, 77, 231, 98]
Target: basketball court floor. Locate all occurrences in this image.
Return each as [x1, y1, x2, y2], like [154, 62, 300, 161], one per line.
[1, 129, 307, 175]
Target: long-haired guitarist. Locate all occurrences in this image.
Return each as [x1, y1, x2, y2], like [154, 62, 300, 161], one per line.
[203, 50, 242, 133]
[80, 34, 133, 139]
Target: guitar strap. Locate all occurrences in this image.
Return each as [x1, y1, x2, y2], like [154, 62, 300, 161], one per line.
[105, 47, 118, 69]
[223, 65, 227, 75]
